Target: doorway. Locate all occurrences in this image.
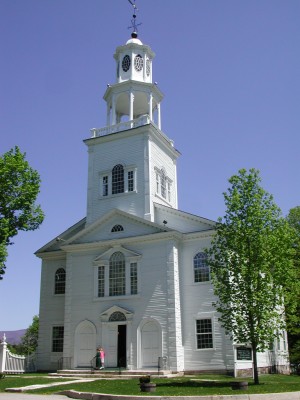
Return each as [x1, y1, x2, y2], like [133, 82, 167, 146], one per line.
[118, 325, 127, 367]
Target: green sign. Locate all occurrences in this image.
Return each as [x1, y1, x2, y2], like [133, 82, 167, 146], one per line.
[236, 347, 252, 360]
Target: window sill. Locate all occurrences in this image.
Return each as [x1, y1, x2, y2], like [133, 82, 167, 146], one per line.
[192, 281, 211, 285]
[155, 192, 171, 205]
[99, 190, 137, 200]
[94, 294, 141, 301]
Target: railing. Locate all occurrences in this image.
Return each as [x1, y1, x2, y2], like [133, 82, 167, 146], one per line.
[0, 334, 36, 374]
[90, 115, 151, 138]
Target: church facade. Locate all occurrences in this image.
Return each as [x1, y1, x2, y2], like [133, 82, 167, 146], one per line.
[36, 31, 289, 374]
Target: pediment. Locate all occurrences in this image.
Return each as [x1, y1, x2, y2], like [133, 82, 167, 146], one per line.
[64, 209, 168, 245]
[100, 305, 133, 322]
[93, 245, 141, 266]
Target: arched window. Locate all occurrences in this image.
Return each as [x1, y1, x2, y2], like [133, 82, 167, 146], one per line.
[194, 252, 209, 282]
[112, 164, 124, 194]
[111, 224, 124, 232]
[109, 252, 125, 296]
[109, 311, 126, 322]
[55, 268, 66, 294]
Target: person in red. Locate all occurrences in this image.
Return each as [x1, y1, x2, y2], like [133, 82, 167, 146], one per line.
[99, 347, 105, 369]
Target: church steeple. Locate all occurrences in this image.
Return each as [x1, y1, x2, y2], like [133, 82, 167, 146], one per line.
[86, 5, 179, 225]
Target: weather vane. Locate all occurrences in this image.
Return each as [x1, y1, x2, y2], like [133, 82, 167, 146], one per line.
[127, 0, 142, 37]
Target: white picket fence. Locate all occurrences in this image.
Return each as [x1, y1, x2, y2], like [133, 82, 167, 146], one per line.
[0, 334, 36, 374]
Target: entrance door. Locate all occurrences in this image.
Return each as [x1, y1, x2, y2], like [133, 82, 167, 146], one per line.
[118, 325, 127, 367]
[75, 321, 96, 368]
[141, 321, 160, 367]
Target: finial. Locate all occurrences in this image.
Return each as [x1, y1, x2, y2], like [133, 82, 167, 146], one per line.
[127, 0, 142, 38]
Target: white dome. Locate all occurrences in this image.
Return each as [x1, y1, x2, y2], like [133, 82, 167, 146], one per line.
[126, 37, 143, 45]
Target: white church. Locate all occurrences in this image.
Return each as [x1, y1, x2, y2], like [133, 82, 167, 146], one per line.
[35, 23, 289, 375]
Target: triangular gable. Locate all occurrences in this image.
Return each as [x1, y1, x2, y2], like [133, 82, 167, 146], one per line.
[154, 203, 215, 234]
[35, 217, 86, 255]
[93, 245, 141, 266]
[100, 305, 133, 322]
[63, 209, 171, 245]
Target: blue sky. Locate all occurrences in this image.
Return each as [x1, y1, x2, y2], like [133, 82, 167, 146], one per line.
[0, 0, 299, 331]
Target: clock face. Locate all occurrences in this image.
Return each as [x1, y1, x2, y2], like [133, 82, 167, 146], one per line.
[122, 55, 131, 72]
[146, 58, 150, 76]
[134, 54, 143, 72]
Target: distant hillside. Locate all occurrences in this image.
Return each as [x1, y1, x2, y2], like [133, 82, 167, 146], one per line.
[0, 329, 26, 345]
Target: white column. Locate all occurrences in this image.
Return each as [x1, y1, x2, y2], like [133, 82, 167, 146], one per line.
[129, 91, 134, 122]
[106, 102, 111, 126]
[111, 94, 116, 126]
[148, 92, 153, 122]
[157, 102, 161, 130]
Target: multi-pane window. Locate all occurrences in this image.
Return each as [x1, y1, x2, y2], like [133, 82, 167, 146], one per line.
[128, 171, 134, 192]
[156, 173, 160, 193]
[161, 171, 166, 199]
[102, 176, 108, 196]
[155, 168, 172, 203]
[98, 266, 105, 297]
[52, 326, 64, 352]
[55, 268, 66, 294]
[130, 263, 138, 295]
[109, 252, 125, 296]
[112, 164, 124, 194]
[194, 252, 210, 282]
[111, 224, 124, 232]
[196, 319, 213, 349]
[101, 165, 135, 196]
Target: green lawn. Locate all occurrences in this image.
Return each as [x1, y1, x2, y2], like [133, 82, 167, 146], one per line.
[0, 373, 300, 396]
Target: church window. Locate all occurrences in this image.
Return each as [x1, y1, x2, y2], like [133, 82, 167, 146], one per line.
[167, 182, 171, 202]
[100, 165, 136, 197]
[156, 172, 160, 193]
[146, 58, 151, 76]
[122, 55, 131, 72]
[134, 54, 143, 72]
[161, 171, 166, 199]
[111, 224, 124, 232]
[128, 170, 134, 192]
[130, 262, 138, 295]
[112, 164, 124, 194]
[109, 252, 125, 296]
[55, 268, 66, 294]
[196, 319, 213, 349]
[52, 326, 64, 352]
[109, 311, 126, 322]
[194, 252, 210, 282]
[98, 266, 105, 297]
[102, 176, 108, 196]
[155, 167, 172, 203]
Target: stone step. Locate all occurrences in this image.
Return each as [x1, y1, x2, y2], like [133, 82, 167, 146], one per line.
[51, 369, 175, 379]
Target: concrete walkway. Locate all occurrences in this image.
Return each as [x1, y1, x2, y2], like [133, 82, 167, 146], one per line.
[1, 390, 300, 400]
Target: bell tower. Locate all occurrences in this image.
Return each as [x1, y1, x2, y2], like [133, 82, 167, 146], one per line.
[103, 33, 163, 129]
[85, 6, 180, 225]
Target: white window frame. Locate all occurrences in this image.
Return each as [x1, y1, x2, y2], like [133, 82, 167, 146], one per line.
[95, 253, 140, 299]
[154, 167, 172, 203]
[99, 165, 137, 198]
[193, 252, 210, 283]
[195, 314, 215, 351]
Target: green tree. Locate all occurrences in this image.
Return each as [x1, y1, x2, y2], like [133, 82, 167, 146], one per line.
[20, 315, 39, 355]
[0, 147, 44, 279]
[206, 169, 297, 384]
[7, 315, 39, 355]
[286, 206, 300, 365]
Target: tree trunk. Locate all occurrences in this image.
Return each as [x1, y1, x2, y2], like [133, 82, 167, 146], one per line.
[252, 343, 259, 384]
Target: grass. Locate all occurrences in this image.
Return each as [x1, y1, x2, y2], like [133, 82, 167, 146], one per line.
[0, 373, 300, 396]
